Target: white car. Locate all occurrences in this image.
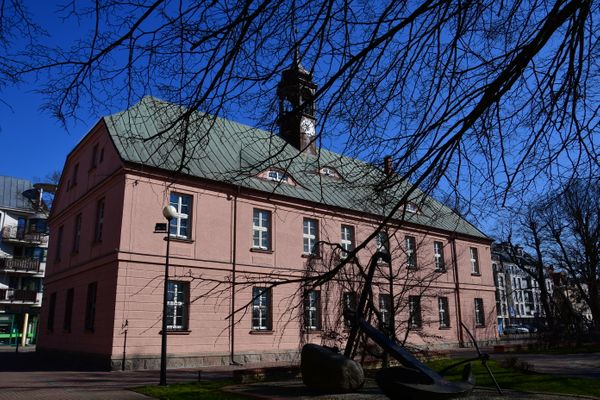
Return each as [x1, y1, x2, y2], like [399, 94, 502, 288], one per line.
[503, 325, 529, 334]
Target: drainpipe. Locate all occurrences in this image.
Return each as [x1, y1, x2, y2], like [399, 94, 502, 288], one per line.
[229, 186, 242, 365]
[451, 235, 465, 347]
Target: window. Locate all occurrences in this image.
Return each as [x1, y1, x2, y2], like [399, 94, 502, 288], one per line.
[167, 281, 189, 331]
[28, 218, 48, 234]
[319, 167, 341, 179]
[474, 298, 485, 326]
[29, 247, 47, 263]
[340, 225, 355, 258]
[434, 241, 445, 271]
[64, 288, 74, 332]
[99, 147, 105, 163]
[267, 170, 288, 182]
[303, 218, 319, 256]
[470, 247, 480, 275]
[94, 198, 105, 242]
[438, 297, 450, 328]
[379, 293, 392, 331]
[406, 202, 418, 213]
[71, 163, 79, 187]
[405, 235, 417, 269]
[408, 295, 422, 328]
[169, 193, 192, 239]
[252, 209, 271, 250]
[252, 287, 272, 330]
[72, 214, 82, 253]
[85, 282, 98, 332]
[91, 144, 99, 169]
[47, 292, 56, 332]
[376, 231, 389, 254]
[304, 290, 321, 330]
[55, 225, 64, 261]
[342, 291, 357, 328]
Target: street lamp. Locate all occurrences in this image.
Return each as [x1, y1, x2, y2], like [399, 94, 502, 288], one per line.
[159, 205, 177, 386]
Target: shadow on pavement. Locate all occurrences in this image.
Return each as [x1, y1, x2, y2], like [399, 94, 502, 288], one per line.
[0, 351, 108, 372]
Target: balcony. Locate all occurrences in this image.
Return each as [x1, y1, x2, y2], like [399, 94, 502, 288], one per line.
[0, 288, 39, 303]
[1, 225, 48, 245]
[0, 257, 41, 273]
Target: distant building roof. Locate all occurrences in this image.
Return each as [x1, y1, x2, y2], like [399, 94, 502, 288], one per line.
[0, 176, 36, 212]
[492, 242, 536, 265]
[103, 96, 489, 240]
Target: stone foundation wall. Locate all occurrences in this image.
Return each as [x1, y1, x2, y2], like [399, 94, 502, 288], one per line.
[111, 349, 302, 371]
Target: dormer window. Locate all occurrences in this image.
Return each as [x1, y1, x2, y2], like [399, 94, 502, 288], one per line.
[405, 202, 419, 213]
[319, 166, 341, 180]
[267, 170, 288, 182]
[257, 168, 297, 185]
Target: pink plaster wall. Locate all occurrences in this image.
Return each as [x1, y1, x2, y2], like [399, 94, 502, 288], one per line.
[38, 123, 125, 358]
[110, 175, 497, 364]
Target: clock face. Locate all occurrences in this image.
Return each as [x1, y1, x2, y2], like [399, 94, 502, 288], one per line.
[300, 117, 316, 137]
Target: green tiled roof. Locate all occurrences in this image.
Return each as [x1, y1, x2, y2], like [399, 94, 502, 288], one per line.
[104, 96, 488, 240]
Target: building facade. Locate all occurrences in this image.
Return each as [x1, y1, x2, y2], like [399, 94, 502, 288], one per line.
[0, 176, 50, 346]
[492, 242, 554, 333]
[38, 62, 497, 370]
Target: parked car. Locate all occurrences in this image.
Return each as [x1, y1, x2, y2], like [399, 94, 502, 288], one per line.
[503, 325, 529, 334]
[521, 324, 538, 333]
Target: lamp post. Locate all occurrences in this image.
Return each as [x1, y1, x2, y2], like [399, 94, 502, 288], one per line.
[159, 205, 177, 386]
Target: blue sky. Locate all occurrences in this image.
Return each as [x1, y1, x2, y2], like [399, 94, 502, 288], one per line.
[0, 2, 97, 182]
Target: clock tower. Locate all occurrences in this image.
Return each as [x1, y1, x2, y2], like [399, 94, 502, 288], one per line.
[277, 51, 317, 155]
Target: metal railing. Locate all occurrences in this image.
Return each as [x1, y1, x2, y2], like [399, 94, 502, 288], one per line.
[0, 257, 41, 273]
[1, 226, 48, 245]
[0, 289, 39, 303]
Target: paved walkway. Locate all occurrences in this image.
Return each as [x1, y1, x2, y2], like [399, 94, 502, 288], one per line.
[0, 348, 599, 399]
[493, 352, 600, 379]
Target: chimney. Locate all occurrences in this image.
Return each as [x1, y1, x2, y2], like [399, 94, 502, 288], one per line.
[384, 156, 394, 175]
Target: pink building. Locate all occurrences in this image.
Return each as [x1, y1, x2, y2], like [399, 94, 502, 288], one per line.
[38, 63, 496, 370]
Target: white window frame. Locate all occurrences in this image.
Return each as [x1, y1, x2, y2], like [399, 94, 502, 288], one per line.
[406, 235, 417, 269]
[170, 193, 192, 239]
[252, 209, 271, 250]
[267, 170, 288, 182]
[340, 225, 354, 258]
[438, 297, 450, 328]
[167, 281, 188, 331]
[409, 295, 422, 328]
[304, 290, 320, 330]
[319, 167, 340, 179]
[94, 198, 105, 242]
[474, 298, 485, 326]
[343, 291, 357, 328]
[303, 218, 319, 255]
[406, 202, 418, 213]
[470, 247, 480, 274]
[434, 241, 445, 271]
[252, 287, 271, 330]
[379, 293, 392, 329]
[376, 231, 389, 254]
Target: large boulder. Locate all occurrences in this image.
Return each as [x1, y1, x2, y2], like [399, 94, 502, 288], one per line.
[301, 343, 365, 393]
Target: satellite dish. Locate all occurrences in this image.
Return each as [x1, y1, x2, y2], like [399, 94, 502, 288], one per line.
[33, 183, 58, 193]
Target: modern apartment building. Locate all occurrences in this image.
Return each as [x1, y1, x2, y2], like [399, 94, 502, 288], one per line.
[492, 242, 554, 333]
[38, 60, 497, 370]
[0, 176, 50, 346]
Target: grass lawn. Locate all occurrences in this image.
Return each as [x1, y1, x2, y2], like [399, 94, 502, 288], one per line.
[131, 380, 247, 400]
[426, 358, 600, 398]
[132, 358, 600, 399]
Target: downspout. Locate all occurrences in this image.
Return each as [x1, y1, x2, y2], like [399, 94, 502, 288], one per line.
[230, 186, 242, 365]
[451, 235, 465, 347]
